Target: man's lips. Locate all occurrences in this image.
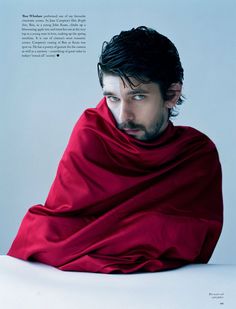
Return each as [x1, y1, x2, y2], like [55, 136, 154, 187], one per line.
[123, 128, 141, 135]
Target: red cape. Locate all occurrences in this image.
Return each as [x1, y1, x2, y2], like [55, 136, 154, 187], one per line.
[8, 98, 223, 273]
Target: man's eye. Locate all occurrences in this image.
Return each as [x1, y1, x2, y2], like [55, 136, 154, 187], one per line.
[133, 95, 145, 101]
[107, 96, 120, 102]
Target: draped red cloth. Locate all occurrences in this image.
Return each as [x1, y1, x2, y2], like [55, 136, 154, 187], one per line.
[8, 98, 223, 273]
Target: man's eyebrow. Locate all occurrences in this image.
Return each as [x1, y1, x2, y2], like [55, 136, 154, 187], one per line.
[103, 91, 115, 96]
[126, 89, 149, 95]
[103, 89, 149, 96]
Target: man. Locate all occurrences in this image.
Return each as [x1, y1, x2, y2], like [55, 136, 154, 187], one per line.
[8, 26, 223, 273]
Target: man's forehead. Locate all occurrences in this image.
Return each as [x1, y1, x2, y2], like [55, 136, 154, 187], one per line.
[102, 73, 156, 93]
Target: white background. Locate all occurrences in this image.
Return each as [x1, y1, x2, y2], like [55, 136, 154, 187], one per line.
[0, 0, 235, 263]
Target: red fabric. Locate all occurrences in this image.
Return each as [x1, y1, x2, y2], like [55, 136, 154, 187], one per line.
[8, 98, 223, 273]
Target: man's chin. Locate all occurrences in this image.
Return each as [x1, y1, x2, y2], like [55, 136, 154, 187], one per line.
[137, 130, 163, 141]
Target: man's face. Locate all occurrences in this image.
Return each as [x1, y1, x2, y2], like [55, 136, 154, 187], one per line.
[102, 74, 175, 141]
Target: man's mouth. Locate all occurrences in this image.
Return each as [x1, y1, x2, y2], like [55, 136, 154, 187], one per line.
[118, 122, 145, 136]
[123, 128, 141, 135]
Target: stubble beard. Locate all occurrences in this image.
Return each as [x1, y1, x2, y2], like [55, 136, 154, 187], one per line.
[118, 113, 167, 141]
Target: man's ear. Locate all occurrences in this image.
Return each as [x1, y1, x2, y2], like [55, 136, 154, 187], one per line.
[164, 83, 182, 108]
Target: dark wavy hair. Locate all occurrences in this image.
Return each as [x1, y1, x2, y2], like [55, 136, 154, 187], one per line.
[97, 26, 184, 117]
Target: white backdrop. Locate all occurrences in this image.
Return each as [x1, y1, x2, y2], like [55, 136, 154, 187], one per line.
[1, 0, 235, 263]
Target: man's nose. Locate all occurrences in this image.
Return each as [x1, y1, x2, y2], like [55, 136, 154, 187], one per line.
[119, 101, 135, 122]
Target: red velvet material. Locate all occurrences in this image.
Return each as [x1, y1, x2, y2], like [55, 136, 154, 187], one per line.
[8, 98, 223, 273]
